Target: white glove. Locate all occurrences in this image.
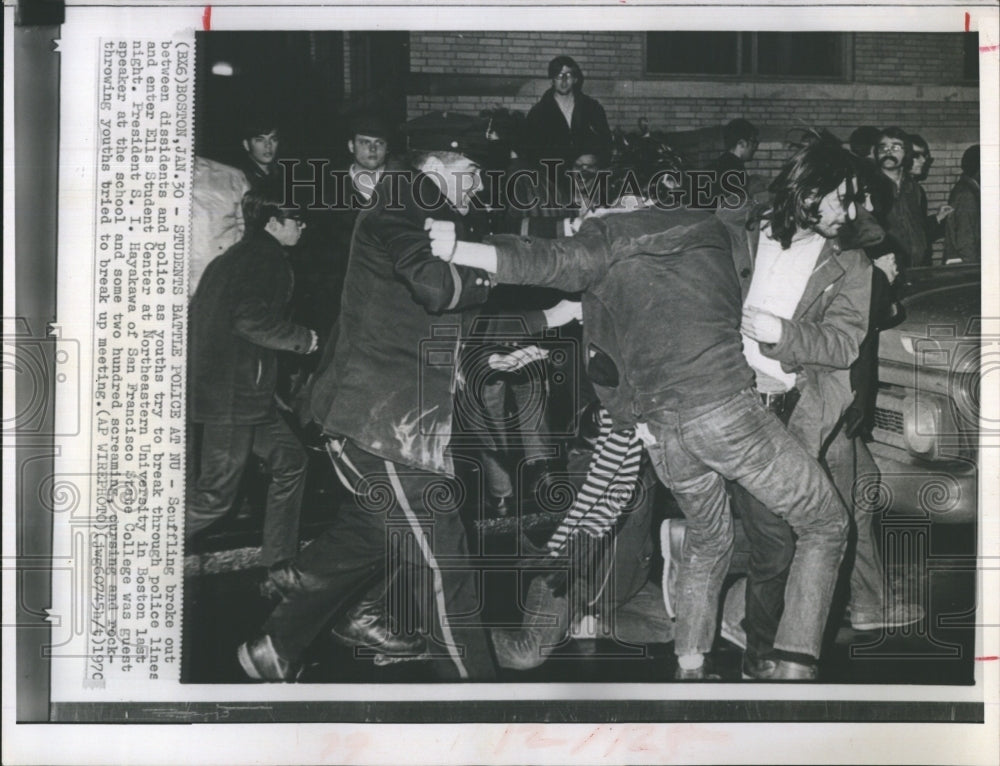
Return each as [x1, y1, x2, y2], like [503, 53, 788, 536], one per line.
[424, 218, 457, 261]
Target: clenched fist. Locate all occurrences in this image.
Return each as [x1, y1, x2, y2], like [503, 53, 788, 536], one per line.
[543, 299, 582, 328]
[742, 305, 783, 344]
[424, 218, 457, 261]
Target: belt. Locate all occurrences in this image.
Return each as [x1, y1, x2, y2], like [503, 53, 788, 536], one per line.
[759, 388, 801, 424]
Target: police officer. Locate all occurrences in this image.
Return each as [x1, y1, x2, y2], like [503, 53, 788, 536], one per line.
[237, 113, 503, 682]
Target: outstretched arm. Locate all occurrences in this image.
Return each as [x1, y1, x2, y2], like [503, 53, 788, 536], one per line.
[425, 217, 610, 292]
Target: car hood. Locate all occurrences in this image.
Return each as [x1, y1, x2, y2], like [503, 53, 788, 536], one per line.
[878, 280, 981, 366]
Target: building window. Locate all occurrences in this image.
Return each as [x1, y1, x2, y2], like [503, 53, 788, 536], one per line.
[646, 32, 848, 79]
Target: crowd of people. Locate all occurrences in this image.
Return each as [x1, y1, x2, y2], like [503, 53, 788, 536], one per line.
[184, 54, 982, 683]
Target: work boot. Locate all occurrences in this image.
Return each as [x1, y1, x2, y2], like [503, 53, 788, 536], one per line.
[491, 572, 570, 670]
[237, 634, 302, 682]
[330, 575, 427, 656]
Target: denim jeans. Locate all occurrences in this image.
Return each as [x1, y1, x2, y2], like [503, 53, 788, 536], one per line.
[826, 434, 886, 615]
[736, 425, 884, 661]
[644, 388, 848, 659]
[478, 373, 551, 498]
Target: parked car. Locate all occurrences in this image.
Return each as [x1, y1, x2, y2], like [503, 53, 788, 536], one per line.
[868, 264, 980, 524]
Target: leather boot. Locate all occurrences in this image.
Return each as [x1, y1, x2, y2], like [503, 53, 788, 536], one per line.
[491, 572, 570, 670]
[331, 573, 427, 656]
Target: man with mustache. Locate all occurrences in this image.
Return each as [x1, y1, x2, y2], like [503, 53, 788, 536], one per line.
[876, 127, 950, 269]
[426, 136, 863, 680]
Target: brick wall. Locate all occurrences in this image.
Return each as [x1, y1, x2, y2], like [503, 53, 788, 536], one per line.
[407, 31, 978, 138]
[854, 33, 968, 84]
[410, 32, 643, 78]
[410, 31, 971, 83]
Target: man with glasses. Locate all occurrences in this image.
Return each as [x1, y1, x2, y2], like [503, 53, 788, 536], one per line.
[425, 134, 864, 680]
[876, 127, 950, 268]
[186, 191, 318, 571]
[524, 55, 612, 176]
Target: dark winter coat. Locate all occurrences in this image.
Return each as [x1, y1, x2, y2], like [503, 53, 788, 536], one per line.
[309, 172, 494, 475]
[189, 231, 314, 424]
[524, 89, 612, 168]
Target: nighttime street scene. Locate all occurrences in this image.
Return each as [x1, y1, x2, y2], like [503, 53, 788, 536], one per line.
[181, 29, 981, 688]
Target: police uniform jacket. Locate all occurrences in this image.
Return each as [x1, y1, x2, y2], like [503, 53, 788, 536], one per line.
[310, 172, 494, 476]
[189, 230, 314, 425]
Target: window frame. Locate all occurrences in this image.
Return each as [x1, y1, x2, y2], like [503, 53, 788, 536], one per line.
[643, 31, 854, 83]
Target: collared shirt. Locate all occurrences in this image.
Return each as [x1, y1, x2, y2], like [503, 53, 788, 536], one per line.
[742, 229, 824, 392]
[349, 163, 384, 201]
[555, 94, 575, 129]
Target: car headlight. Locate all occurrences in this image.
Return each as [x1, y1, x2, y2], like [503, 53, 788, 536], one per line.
[950, 348, 980, 430]
[904, 395, 940, 458]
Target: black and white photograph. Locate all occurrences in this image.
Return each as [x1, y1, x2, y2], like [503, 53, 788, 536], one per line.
[183, 27, 984, 690]
[4, 2, 999, 764]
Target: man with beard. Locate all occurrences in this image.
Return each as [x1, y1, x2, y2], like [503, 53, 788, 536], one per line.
[426, 135, 862, 680]
[876, 127, 951, 269]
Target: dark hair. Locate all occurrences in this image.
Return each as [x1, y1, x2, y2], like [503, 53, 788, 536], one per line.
[241, 120, 281, 144]
[723, 119, 758, 150]
[350, 113, 391, 141]
[908, 133, 932, 180]
[758, 132, 859, 249]
[909, 133, 929, 155]
[877, 126, 913, 168]
[848, 126, 880, 158]
[961, 144, 980, 177]
[241, 190, 293, 232]
[547, 55, 584, 90]
[863, 231, 903, 261]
